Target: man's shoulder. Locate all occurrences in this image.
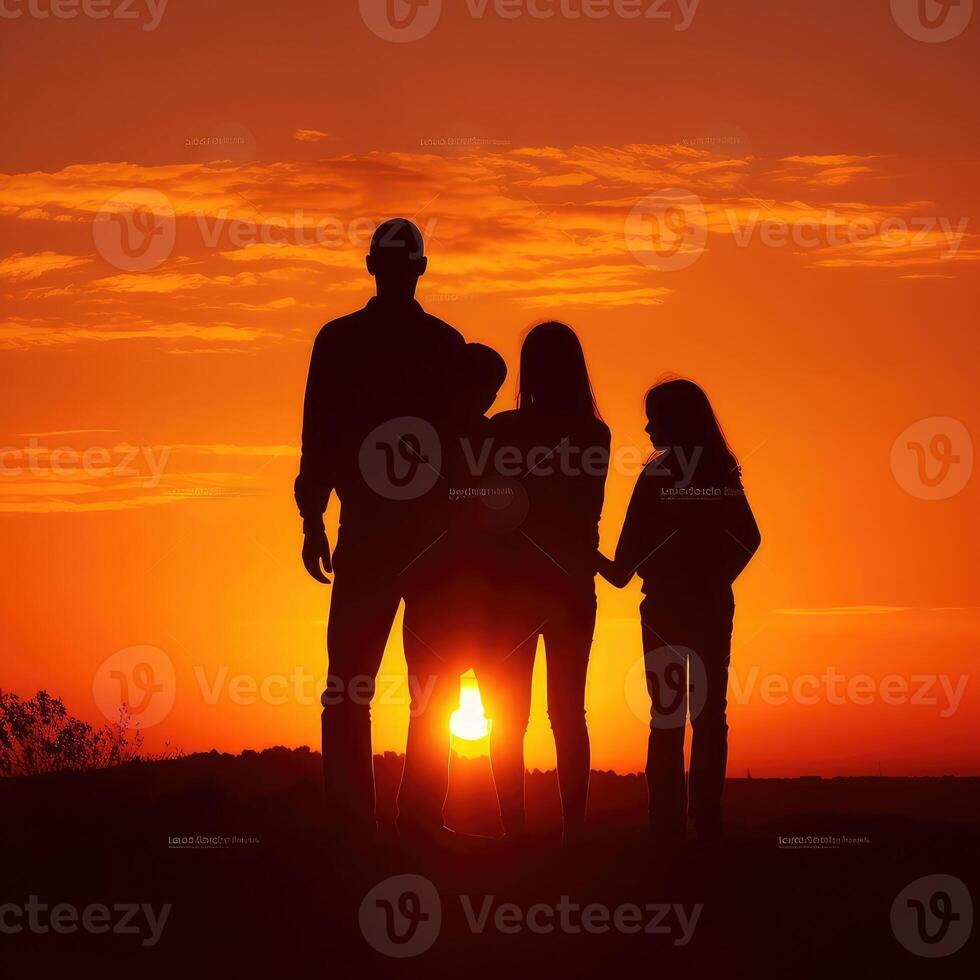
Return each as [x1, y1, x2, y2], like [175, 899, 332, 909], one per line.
[418, 309, 464, 347]
[311, 302, 463, 353]
[312, 309, 364, 348]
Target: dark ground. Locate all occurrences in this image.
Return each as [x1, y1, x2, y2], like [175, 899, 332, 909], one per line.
[1, 748, 977, 977]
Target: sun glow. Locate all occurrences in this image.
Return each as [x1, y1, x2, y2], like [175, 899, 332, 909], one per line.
[449, 671, 490, 741]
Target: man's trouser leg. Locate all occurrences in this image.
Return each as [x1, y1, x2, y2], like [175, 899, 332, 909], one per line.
[322, 569, 401, 836]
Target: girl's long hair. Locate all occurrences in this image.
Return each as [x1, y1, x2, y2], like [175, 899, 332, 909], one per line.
[516, 321, 602, 420]
[645, 378, 741, 487]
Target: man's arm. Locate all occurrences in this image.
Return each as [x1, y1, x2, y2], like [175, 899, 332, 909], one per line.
[295, 327, 337, 584]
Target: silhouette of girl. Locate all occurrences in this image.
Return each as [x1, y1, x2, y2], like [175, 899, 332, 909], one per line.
[597, 378, 760, 843]
[482, 322, 610, 842]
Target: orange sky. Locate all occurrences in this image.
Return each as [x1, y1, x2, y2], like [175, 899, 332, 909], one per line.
[2, 0, 978, 775]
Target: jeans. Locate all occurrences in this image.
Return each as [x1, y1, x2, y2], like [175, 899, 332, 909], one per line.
[481, 581, 596, 834]
[640, 594, 733, 838]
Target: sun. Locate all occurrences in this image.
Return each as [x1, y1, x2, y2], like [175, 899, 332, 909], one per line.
[450, 670, 490, 741]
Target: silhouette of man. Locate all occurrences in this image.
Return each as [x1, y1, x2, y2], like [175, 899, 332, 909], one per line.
[295, 218, 464, 840]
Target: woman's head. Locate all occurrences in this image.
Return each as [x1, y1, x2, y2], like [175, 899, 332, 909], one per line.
[644, 378, 739, 485]
[517, 321, 601, 419]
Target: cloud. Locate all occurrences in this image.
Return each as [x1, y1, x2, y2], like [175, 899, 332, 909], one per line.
[0, 251, 91, 282]
[0, 319, 268, 350]
[293, 129, 334, 143]
[771, 154, 880, 187]
[774, 605, 914, 616]
[1, 143, 974, 351]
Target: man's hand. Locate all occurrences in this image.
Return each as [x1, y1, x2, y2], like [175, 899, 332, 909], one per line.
[302, 530, 333, 584]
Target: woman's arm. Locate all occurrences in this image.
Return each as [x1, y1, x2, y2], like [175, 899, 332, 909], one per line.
[595, 550, 634, 588]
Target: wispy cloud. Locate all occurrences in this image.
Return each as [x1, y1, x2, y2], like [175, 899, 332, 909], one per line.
[1, 144, 973, 351]
[293, 129, 334, 143]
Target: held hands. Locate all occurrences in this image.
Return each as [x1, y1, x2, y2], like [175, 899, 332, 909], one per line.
[302, 529, 333, 585]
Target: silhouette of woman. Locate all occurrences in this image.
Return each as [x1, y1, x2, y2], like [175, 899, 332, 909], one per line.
[482, 322, 610, 843]
[597, 379, 760, 843]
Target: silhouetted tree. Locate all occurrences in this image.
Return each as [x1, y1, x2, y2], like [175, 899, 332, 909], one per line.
[0, 690, 150, 776]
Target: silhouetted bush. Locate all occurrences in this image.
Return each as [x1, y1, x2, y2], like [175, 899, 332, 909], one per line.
[0, 690, 158, 776]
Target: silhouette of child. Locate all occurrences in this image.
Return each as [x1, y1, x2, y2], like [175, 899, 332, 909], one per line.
[397, 343, 507, 840]
[596, 378, 760, 843]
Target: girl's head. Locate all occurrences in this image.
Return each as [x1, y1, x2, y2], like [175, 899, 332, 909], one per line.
[517, 321, 602, 419]
[644, 378, 740, 485]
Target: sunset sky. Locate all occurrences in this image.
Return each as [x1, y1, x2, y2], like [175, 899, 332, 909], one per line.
[2, 0, 978, 776]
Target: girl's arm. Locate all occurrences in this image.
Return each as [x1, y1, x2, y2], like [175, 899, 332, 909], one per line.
[598, 468, 663, 588]
[717, 491, 761, 584]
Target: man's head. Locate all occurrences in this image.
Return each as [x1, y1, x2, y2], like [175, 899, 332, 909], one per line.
[366, 218, 427, 300]
[459, 343, 507, 417]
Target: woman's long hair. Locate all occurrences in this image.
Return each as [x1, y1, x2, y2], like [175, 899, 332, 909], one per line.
[645, 378, 740, 487]
[516, 321, 602, 420]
